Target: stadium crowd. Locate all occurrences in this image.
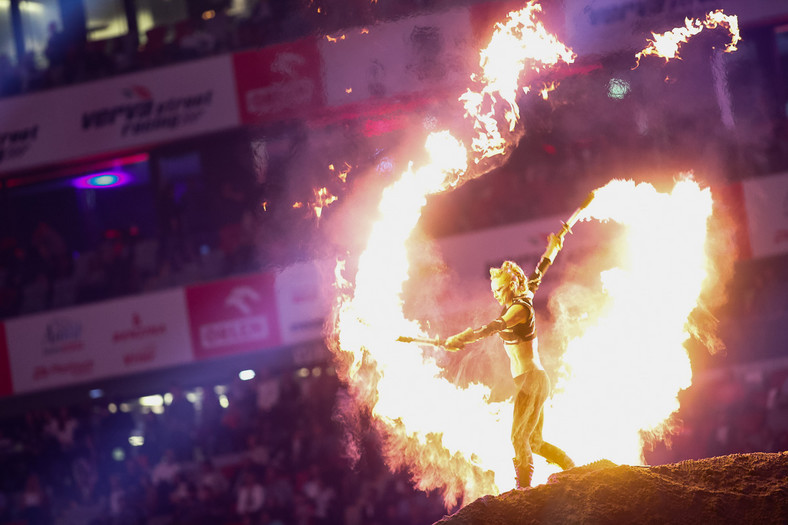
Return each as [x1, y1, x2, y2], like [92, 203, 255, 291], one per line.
[0, 366, 448, 525]
[0, 0, 465, 100]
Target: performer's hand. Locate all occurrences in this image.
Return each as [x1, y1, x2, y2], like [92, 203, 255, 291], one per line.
[445, 328, 474, 350]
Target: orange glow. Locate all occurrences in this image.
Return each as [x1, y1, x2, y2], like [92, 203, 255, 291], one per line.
[330, 1, 726, 510]
[539, 81, 558, 100]
[338, 162, 352, 183]
[345, 87, 353, 94]
[292, 202, 303, 209]
[459, 2, 575, 161]
[635, 10, 740, 66]
[312, 187, 338, 219]
[361, 28, 369, 34]
[540, 178, 714, 483]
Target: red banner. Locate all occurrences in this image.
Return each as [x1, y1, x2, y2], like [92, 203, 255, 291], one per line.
[0, 323, 13, 397]
[233, 38, 324, 125]
[186, 274, 282, 360]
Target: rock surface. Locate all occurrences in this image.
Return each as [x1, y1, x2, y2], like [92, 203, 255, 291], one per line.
[434, 452, 788, 524]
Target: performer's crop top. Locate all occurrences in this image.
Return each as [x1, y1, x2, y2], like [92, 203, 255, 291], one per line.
[497, 255, 552, 344]
[498, 297, 536, 344]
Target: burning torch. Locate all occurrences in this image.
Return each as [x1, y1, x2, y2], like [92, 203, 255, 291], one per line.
[558, 190, 596, 240]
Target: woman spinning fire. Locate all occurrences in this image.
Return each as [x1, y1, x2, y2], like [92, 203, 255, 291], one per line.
[444, 228, 575, 489]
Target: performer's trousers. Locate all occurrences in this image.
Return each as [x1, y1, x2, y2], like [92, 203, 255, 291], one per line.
[512, 370, 574, 482]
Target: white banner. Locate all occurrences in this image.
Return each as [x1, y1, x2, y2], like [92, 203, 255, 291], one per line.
[0, 55, 240, 174]
[5, 289, 193, 394]
[273, 259, 334, 346]
[319, 7, 475, 107]
[742, 172, 788, 260]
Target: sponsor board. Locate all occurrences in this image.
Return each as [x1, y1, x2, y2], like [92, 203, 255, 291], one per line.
[319, 7, 475, 107]
[233, 38, 324, 125]
[273, 259, 334, 346]
[186, 274, 281, 360]
[0, 55, 239, 174]
[742, 172, 788, 259]
[4, 289, 192, 394]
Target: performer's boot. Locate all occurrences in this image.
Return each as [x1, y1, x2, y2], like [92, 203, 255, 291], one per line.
[537, 442, 575, 470]
[513, 458, 533, 489]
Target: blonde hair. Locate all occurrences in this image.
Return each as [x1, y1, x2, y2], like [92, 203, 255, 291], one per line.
[489, 260, 531, 298]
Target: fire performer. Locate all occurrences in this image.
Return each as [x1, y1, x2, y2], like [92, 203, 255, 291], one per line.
[443, 227, 576, 489]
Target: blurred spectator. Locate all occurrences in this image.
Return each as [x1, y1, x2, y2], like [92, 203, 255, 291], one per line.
[0, 53, 21, 96]
[21, 473, 51, 525]
[235, 470, 266, 524]
[44, 22, 68, 85]
[164, 384, 196, 460]
[151, 448, 180, 488]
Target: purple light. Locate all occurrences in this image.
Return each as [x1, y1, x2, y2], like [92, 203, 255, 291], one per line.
[72, 171, 132, 189]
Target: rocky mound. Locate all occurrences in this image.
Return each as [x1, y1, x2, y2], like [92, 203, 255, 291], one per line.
[434, 452, 788, 524]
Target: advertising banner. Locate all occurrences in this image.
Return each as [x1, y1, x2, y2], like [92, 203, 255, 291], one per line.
[233, 38, 324, 125]
[0, 55, 240, 175]
[186, 273, 281, 360]
[4, 289, 193, 394]
[0, 323, 12, 397]
[742, 172, 788, 260]
[319, 7, 475, 107]
[273, 259, 334, 346]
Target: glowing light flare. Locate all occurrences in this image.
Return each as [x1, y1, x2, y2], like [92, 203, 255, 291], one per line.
[542, 178, 714, 478]
[329, 162, 352, 183]
[539, 81, 558, 100]
[635, 10, 740, 66]
[459, 2, 574, 162]
[312, 187, 339, 219]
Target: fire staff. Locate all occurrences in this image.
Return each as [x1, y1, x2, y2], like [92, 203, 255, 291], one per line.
[444, 228, 575, 489]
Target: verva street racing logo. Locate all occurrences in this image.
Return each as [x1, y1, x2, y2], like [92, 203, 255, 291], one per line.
[81, 84, 213, 137]
[0, 125, 38, 165]
[186, 275, 281, 360]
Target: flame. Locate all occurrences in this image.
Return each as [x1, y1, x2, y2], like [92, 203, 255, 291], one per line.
[330, 162, 352, 183]
[459, 2, 574, 161]
[326, 34, 346, 43]
[635, 10, 740, 66]
[330, 1, 722, 509]
[312, 186, 338, 219]
[539, 81, 558, 100]
[346, 87, 353, 94]
[539, 178, 714, 482]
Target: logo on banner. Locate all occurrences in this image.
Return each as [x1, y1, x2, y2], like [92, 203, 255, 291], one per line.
[81, 84, 213, 138]
[246, 52, 315, 116]
[112, 312, 167, 342]
[199, 286, 270, 349]
[0, 125, 38, 165]
[42, 318, 84, 355]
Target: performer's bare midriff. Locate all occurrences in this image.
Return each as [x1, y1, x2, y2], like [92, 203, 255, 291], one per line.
[505, 340, 541, 378]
